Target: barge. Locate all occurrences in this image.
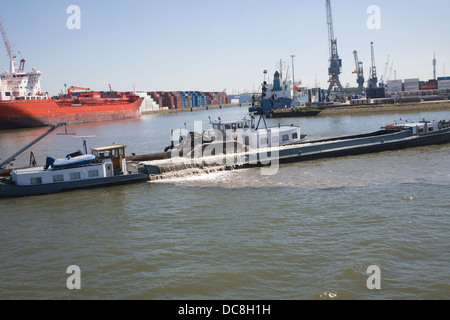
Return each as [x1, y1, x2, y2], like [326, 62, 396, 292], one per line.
[266, 108, 322, 118]
[134, 119, 450, 179]
[1, 139, 148, 198]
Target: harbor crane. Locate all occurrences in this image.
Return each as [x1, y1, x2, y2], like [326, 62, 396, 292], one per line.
[379, 55, 390, 88]
[386, 61, 394, 83]
[67, 86, 92, 98]
[366, 42, 385, 98]
[368, 42, 378, 90]
[325, 0, 344, 101]
[352, 50, 365, 92]
[0, 16, 25, 74]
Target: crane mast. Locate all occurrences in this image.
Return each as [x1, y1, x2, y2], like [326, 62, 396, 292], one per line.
[0, 17, 18, 74]
[366, 42, 385, 99]
[386, 61, 394, 83]
[379, 55, 390, 88]
[352, 50, 365, 92]
[368, 42, 378, 89]
[325, 0, 344, 101]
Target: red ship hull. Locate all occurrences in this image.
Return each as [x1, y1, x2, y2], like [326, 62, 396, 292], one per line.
[0, 96, 143, 129]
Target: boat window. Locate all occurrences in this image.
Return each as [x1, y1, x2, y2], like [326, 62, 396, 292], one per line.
[88, 170, 99, 178]
[428, 127, 434, 132]
[70, 172, 81, 180]
[30, 177, 42, 185]
[53, 175, 64, 183]
[244, 122, 249, 128]
[237, 123, 243, 129]
[282, 134, 290, 142]
[231, 123, 237, 131]
[225, 124, 232, 130]
[260, 138, 268, 145]
[292, 132, 298, 140]
[212, 124, 219, 130]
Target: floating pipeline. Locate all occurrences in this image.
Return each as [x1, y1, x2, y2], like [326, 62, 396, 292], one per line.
[131, 122, 450, 181]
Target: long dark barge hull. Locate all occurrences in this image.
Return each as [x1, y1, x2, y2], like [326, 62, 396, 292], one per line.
[0, 173, 149, 199]
[141, 126, 450, 177]
[254, 127, 450, 167]
[267, 110, 321, 118]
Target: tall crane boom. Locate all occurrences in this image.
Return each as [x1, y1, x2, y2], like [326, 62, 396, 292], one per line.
[368, 42, 378, 89]
[0, 16, 17, 73]
[379, 55, 390, 87]
[386, 61, 394, 83]
[325, 0, 344, 101]
[326, 0, 335, 58]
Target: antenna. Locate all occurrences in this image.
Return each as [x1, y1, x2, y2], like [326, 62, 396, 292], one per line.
[433, 53, 437, 80]
[73, 135, 97, 154]
[277, 59, 285, 82]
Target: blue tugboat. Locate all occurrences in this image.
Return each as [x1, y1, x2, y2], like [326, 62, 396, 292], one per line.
[249, 69, 315, 117]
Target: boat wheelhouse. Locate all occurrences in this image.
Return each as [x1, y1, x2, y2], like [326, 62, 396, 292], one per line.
[204, 114, 306, 149]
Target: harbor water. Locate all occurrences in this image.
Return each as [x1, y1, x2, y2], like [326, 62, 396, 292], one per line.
[0, 106, 449, 300]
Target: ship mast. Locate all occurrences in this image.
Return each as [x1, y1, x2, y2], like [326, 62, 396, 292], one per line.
[0, 16, 17, 73]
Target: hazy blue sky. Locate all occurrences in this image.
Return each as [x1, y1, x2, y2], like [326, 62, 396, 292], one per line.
[1, 0, 449, 95]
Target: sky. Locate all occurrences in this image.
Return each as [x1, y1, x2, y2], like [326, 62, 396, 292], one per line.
[1, 0, 449, 96]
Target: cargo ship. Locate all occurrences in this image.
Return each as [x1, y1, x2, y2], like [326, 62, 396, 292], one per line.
[0, 18, 143, 130]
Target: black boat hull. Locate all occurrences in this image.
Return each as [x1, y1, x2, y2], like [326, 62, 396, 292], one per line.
[0, 173, 149, 198]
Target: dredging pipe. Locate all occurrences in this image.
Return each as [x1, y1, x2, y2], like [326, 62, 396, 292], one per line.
[0, 122, 66, 171]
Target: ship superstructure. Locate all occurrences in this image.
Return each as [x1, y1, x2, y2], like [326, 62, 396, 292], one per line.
[0, 17, 47, 101]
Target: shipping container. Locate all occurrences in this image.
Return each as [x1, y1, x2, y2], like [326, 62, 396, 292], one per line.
[420, 80, 438, 90]
[438, 80, 450, 89]
[404, 78, 420, 83]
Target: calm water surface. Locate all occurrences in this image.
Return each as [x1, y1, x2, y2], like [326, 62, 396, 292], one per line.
[1, 107, 449, 300]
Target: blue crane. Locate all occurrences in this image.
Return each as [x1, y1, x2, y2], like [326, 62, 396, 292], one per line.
[325, 0, 344, 101]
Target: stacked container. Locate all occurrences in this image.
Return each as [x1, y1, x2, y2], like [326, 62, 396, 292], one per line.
[147, 92, 163, 109]
[419, 80, 438, 90]
[204, 92, 219, 105]
[188, 91, 209, 108]
[403, 78, 420, 91]
[146, 91, 231, 109]
[438, 77, 450, 90]
[386, 80, 403, 92]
